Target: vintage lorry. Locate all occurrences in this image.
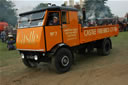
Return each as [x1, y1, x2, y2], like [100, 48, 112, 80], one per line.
[16, 6, 119, 73]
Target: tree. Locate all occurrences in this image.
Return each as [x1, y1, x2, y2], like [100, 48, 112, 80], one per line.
[33, 3, 48, 10]
[61, 1, 68, 7]
[0, 0, 17, 26]
[84, 0, 113, 19]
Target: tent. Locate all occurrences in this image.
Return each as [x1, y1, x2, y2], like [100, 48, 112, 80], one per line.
[0, 22, 8, 32]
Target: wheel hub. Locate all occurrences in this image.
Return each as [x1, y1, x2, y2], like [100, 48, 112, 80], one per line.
[61, 56, 69, 67]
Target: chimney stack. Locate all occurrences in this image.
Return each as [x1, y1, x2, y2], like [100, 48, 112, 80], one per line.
[69, 0, 74, 7]
[80, 0, 84, 8]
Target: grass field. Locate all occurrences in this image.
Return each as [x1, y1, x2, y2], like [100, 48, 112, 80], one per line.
[0, 32, 128, 67]
[0, 32, 128, 85]
[0, 41, 19, 67]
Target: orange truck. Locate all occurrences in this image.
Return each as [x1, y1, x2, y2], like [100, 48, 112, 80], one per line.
[16, 6, 119, 73]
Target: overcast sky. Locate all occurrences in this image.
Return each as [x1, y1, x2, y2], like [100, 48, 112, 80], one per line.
[11, 0, 128, 17]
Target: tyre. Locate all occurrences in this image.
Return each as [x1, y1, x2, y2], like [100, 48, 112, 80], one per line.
[51, 48, 73, 73]
[22, 55, 38, 68]
[97, 38, 111, 56]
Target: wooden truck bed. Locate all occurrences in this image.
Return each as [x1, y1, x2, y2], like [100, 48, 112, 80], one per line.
[79, 25, 119, 44]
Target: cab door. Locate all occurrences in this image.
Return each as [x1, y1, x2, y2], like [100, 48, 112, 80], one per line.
[45, 11, 62, 51]
[62, 11, 80, 47]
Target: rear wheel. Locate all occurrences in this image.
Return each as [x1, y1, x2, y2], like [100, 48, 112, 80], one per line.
[22, 55, 38, 68]
[97, 38, 111, 56]
[51, 48, 73, 73]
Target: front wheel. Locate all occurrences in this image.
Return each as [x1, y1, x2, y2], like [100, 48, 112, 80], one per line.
[22, 55, 38, 68]
[51, 48, 73, 73]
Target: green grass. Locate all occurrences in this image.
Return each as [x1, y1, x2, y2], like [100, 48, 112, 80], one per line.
[0, 41, 20, 67]
[0, 32, 128, 67]
[111, 32, 128, 47]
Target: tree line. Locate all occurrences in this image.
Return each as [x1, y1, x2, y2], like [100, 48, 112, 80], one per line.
[0, 0, 113, 27]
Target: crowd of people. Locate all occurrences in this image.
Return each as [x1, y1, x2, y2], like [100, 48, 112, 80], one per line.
[0, 26, 16, 50]
[79, 17, 128, 32]
[118, 19, 128, 32]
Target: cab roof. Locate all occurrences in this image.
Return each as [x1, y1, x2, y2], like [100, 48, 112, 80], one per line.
[19, 6, 78, 16]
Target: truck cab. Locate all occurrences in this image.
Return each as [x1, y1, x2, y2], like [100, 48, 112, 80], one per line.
[17, 6, 79, 52]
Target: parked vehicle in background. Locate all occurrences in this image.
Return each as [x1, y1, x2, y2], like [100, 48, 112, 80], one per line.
[117, 16, 128, 32]
[0, 22, 8, 32]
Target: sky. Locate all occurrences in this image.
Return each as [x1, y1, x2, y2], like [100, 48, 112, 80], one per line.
[11, 0, 128, 17]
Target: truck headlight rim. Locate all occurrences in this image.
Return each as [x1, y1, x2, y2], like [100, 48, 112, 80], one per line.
[21, 53, 25, 59]
[34, 55, 38, 60]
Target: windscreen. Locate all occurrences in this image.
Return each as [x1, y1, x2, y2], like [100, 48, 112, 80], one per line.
[18, 11, 45, 28]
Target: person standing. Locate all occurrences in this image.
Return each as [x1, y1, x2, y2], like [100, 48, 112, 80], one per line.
[1, 31, 6, 43]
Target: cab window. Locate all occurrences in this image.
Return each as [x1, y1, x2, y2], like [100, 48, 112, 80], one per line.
[62, 11, 69, 24]
[46, 12, 60, 26]
[18, 11, 45, 28]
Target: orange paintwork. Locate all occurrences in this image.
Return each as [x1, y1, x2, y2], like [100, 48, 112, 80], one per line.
[44, 11, 62, 51]
[16, 9, 119, 52]
[45, 25, 62, 51]
[80, 25, 119, 44]
[16, 27, 45, 51]
[62, 11, 80, 47]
